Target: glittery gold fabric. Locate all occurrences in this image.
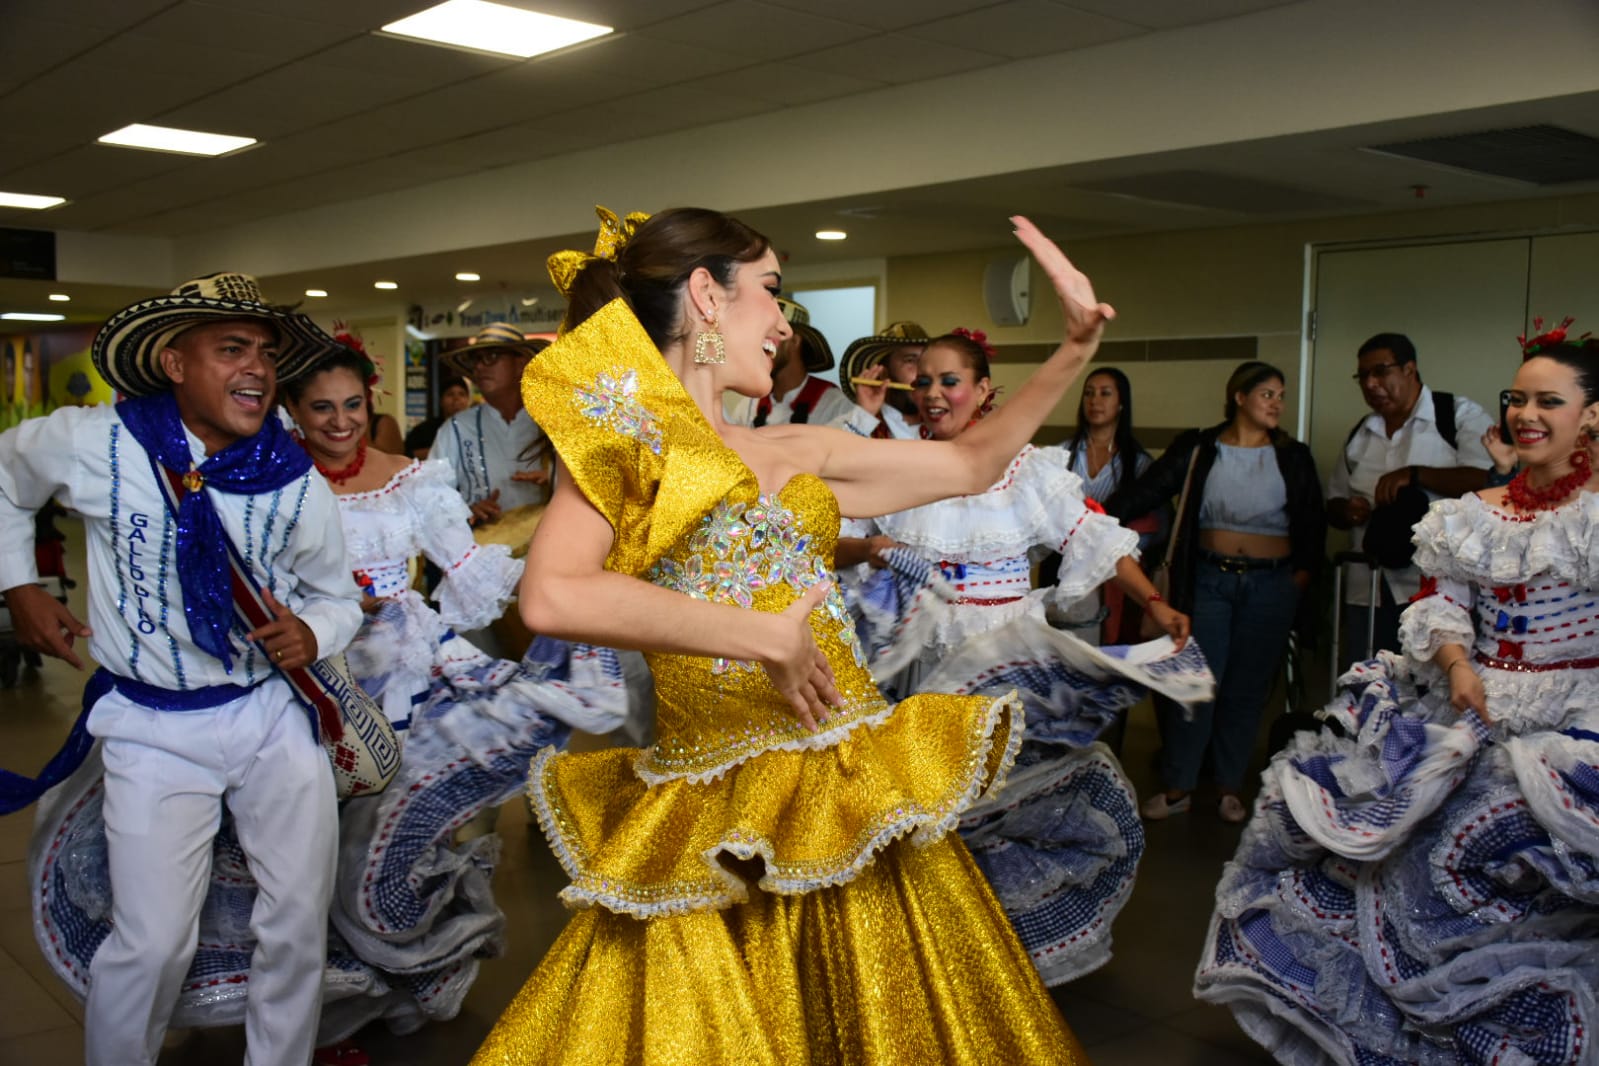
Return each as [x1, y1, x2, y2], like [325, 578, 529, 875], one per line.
[477, 298, 1085, 1064]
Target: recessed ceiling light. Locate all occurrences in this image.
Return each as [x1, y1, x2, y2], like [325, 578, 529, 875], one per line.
[374, 281, 399, 290]
[815, 229, 848, 241]
[305, 289, 329, 298]
[0, 191, 67, 210]
[455, 271, 481, 282]
[381, 0, 612, 60]
[2, 312, 66, 321]
[48, 293, 71, 302]
[98, 123, 257, 157]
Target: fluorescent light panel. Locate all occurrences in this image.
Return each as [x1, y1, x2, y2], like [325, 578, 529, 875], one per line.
[305, 289, 329, 298]
[374, 281, 399, 290]
[455, 271, 480, 281]
[98, 124, 257, 157]
[2, 312, 66, 321]
[0, 191, 66, 209]
[815, 229, 848, 240]
[381, 0, 612, 59]
[48, 293, 71, 302]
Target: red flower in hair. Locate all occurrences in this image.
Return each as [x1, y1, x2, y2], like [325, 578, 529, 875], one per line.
[1518, 315, 1590, 359]
[950, 326, 996, 358]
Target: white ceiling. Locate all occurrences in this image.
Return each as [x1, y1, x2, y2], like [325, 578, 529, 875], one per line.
[0, 0, 1296, 237]
[4, 0, 1599, 323]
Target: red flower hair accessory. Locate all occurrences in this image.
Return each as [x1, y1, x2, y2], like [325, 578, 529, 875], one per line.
[332, 322, 386, 402]
[1518, 316, 1591, 359]
[950, 326, 996, 359]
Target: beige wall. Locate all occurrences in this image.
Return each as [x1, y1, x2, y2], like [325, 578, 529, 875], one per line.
[882, 191, 1599, 441]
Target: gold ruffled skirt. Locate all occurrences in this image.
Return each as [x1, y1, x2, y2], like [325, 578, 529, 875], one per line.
[471, 833, 1084, 1065]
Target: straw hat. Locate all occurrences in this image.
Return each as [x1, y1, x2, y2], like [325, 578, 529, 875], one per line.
[442, 322, 550, 375]
[776, 297, 834, 374]
[837, 321, 931, 402]
[92, 272, 344, 398]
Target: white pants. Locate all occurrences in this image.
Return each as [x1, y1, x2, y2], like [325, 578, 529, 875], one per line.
[84, 680, 337, 1066]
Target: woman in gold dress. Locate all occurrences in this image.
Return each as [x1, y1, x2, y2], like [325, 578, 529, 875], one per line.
[473, 207, 1111, 1065]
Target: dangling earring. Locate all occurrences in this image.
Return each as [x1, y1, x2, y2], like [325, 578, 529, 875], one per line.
[694, 314, 725, 365]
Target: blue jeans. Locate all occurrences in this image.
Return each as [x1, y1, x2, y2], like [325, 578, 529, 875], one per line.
[1158, 557, 1300, 793]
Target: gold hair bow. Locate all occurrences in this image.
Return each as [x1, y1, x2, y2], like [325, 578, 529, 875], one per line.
[548, 205, 652, 298]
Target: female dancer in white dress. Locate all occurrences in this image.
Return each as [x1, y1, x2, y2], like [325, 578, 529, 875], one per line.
[844, 330, 1213, 985]
[29, 347, 623, 1050]
[1196, 333, 1599, 1065]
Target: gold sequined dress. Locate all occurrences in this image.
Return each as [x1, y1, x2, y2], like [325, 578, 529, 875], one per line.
[472, 300, 1085, 1066]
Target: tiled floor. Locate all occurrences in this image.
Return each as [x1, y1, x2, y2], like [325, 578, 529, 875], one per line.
[0, 523, 1277, 1065]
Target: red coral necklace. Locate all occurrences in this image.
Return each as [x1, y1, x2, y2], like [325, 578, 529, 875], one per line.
[1505, 459, 1589, 513]
[315, 438, 368, 485]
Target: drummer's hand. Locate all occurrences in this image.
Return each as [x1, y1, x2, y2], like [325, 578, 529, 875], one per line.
[1011, 215, 1114, 348]
[762, 582, 841, 733]
[1146, 600, 1189, 650]
[854, 364, 889, 417]
[511, 469, 550, 486]
[1447, 661, 1489, 724]
[468, 490, 502, 527]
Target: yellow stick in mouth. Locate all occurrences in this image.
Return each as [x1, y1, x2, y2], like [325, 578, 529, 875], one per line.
[849, 378, 914, 390]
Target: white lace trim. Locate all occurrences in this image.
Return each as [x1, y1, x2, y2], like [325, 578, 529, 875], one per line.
[528, 690, 1025, 918]
[1398, 594, 1473, 672]
[873, 446, 1123, 562]
[1413, 493, 1599, 590]
[633, 697, 894, 786]
[431, 543, 522, 631]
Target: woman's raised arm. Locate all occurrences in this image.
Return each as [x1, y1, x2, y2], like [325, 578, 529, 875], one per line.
[787, 216, 1116, 519]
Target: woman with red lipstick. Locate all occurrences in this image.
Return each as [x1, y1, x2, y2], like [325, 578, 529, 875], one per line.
[837, 330, 1206, 986]
[1108, 361, 1326, 824]
[1195, 336, 1599, 1063]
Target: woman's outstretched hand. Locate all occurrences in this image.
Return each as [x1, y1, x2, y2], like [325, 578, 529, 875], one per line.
[1011, 215, 1115, 347]
[762, 581, 841, 733]
[1146, 600, 1191, 650]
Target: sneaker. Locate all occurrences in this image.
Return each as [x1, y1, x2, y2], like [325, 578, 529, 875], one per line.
[1218, 794, 1248, 823]
[1140, 791, 1191, 820]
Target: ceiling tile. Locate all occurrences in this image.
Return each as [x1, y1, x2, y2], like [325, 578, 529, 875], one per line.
[642, 2, 873, 61]
[0, 16, 109, 97]
[679, 61, 887, 106]
[0, 144, 191, 197]
[516, 0, 725, 32]
[183, 0, 434, 30]
[0, 0, 178, 32]
[604, 84, 782, 124]
[128, 2, 357, 60]
[1055, 0, 1296, 31]
[533, 31, 755, 87]
[785, 32, 1006, 84]
[421, 121, 557, 168]
[904, 0, 1143, 58]
[303, 32, 515, 81]
[762, 0, 1001, 31]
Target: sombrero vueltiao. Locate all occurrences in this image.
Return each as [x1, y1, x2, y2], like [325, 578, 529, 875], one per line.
[442, 322, 551, 375]
[838, 321, 931, 402]
[776, 297, 834, 374]
[92, 272, 346, 398]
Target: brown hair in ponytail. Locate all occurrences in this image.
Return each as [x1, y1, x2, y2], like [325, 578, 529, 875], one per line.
[561, 208, 772, 351]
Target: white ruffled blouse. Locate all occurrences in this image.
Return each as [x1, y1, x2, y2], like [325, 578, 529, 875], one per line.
[1400, 491, 1599, 732]
[336, 459, 523, 631]
[863, 445, 1139, 654]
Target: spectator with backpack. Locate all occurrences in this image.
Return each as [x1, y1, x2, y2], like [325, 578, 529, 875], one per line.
[1326, 332, 1494, 663]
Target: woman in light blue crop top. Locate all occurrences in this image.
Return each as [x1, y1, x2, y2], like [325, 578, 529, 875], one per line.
[1106, 361, 1326, 825]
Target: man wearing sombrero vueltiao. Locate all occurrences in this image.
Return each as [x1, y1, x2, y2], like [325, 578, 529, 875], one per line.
[0, 273, 364, 1066]
[432, 322, 552, 525]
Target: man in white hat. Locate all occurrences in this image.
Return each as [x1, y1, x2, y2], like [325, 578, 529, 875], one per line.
[838, 321, 932, 440]
[0, 273, 363, 1066]
[431, 322, 551, 525]
[725, 298, 856, 429]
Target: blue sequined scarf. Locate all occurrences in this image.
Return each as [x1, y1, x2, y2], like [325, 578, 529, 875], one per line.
[115, 392, 312, 670]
